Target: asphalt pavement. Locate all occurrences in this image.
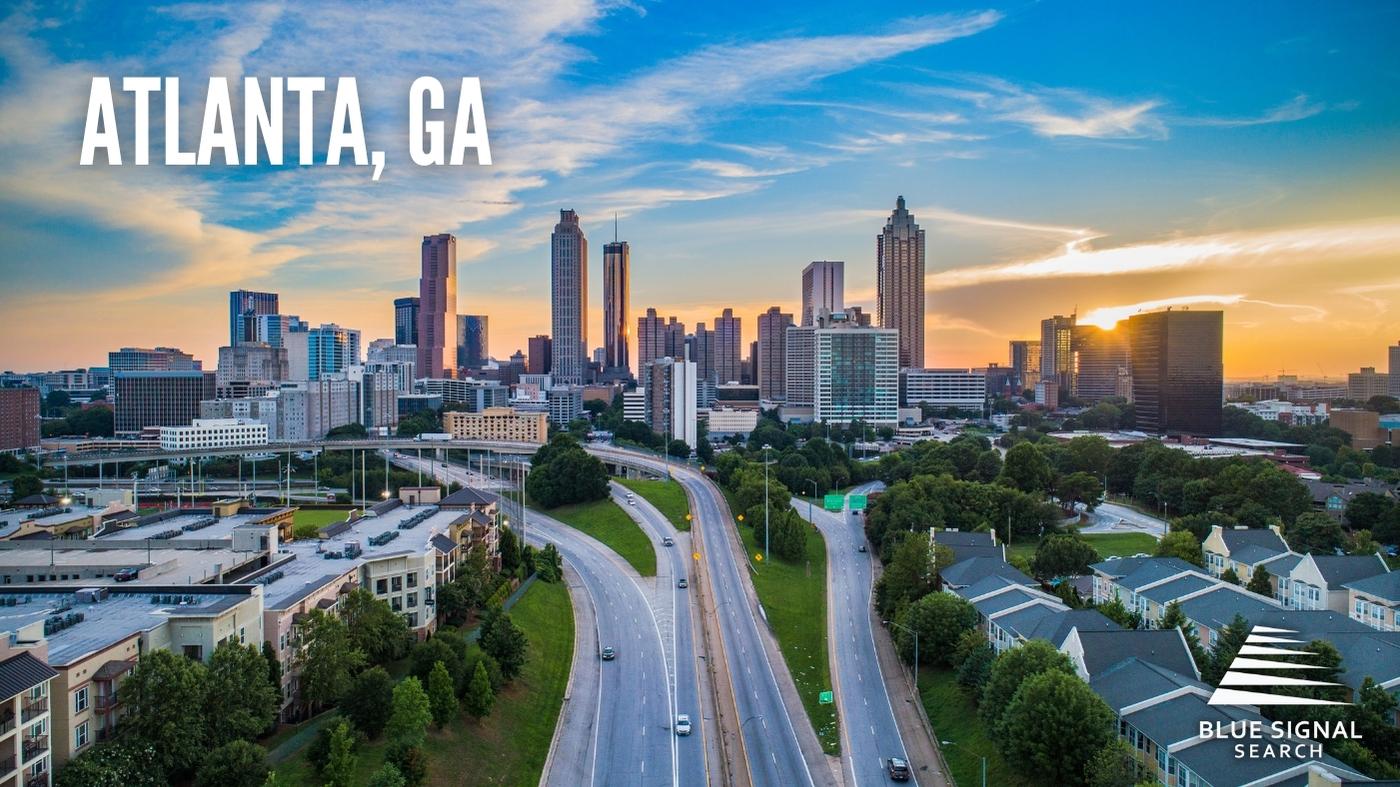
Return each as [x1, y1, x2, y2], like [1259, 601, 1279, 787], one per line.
[1080, 500, 1168, 539]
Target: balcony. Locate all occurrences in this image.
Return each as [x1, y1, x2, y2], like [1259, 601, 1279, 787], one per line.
[0, 713, 14, 736]
[19, 698, 46, 723]
[94, 693, 119, 714]
[0, 755, 14, 775]
[21, 735, 47, 763]
[25, 772, 47, 787]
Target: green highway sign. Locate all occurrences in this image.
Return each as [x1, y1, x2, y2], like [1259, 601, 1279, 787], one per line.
[848, 494, 868, 511]
[818, 690, 834, 705]
[823, 494, 845, 511]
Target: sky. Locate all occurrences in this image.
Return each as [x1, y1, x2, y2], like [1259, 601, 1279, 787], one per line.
[1, 1, 1398, 380]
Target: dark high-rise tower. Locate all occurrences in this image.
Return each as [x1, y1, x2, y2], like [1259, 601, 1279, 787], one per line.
[394, 296, 420, 346]
[603, 240, 630, 375]
[551, 210, 588, 385]
[876, 197, 925, 368]
[229, 290, 279, 346]
[458, 315, 488, 368]
[418, 234, 457, 378]
[527, 335, 552, 375]
[1128, 309, 1224, 436]
[1072, 324, 1131, 402]
[1040, 314, 1076, 395]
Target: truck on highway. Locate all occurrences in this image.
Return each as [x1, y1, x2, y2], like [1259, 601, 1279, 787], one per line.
[415, 432, 453, 442]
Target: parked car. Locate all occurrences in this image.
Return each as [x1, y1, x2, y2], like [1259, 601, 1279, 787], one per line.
[601, 646, 616, 661]
[675, 714, 691, 736]
[887, 757, 911, 782]
[676, 578, 688, 589]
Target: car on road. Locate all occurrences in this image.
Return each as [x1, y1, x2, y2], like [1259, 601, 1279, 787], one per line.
[676, 578, 688, 589]
[114, 567, 140, 582]
[857, 544, 867, 552]
[675, 714, 691, 736]
[887, 757, 911, 782]
[601, 646, 616, 661]
[663, 536, 674, 546]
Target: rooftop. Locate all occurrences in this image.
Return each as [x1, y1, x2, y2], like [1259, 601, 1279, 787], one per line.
[1075, 628, 1199, 679]
[1343, 570, 1400, 601]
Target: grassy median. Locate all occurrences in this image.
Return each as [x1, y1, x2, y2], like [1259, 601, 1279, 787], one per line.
[617, 478, 692, 531]
[1007, 531, 1159, 565]
[547, 497, 658, 577]
[726, 492, 839, 755]
[918, 668, 1020, 787]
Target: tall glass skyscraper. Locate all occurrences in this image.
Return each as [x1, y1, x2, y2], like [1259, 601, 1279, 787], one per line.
[551, 210, 588, 384]
[1128, 309, 1224, 436]
[307, 323, 361, 381]
[458, 315, 488, 369]
[394, 296, 420, 346]
[603, 240, 630, 375]
[229, 290, 279, 346]
[876, 197, 925, 369]
[418, 234, 457, 378]
[801, 261, 844, 327]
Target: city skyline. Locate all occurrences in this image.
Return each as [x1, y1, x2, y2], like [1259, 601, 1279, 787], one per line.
[2, 3, 1398, 377]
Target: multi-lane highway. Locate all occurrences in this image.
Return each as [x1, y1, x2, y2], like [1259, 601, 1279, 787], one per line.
[794, 484, 914, 786]
[587, 447, 828, 787]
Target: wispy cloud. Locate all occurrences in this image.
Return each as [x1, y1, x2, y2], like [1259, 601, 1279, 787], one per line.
[905, 74, 1168, 140]
[1079, 294, 1327, 329]
[1180, 94, 1326, 128]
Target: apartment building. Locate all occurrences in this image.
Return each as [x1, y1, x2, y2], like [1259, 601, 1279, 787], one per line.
[0, 650, 56, 787]
[443, 407, 547, 444]
[158, 418, 269, 451]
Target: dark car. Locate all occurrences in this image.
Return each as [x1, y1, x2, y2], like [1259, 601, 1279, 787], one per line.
[114, 567, 140, 582]
[601, 646, 616, 661]
[887, 757, 910, 782]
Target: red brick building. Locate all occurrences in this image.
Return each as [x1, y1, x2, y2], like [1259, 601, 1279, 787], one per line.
[0, 387, 40, 452]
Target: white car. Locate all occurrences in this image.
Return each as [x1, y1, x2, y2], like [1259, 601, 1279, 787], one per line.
[675, 714, 691, 736]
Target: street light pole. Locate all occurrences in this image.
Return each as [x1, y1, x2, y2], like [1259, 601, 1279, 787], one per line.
[884, 618, 920, 688]
[762, 443, 771, 563]
[807, 479, 817, 523]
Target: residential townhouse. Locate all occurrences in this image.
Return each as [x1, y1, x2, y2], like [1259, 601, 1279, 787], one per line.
[0, 651, 57, 787]
[1345, 571, 1400, 632]
[1303, 478, 1396, 520]
[1280, 553, 1389, 613]
[952, 574, 1067, 653]
[932, 529, 1004, 565]
[1201, 524, 1289, 580]
[939, 556, 1036, 592]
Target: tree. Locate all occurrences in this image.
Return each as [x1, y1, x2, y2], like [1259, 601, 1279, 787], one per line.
[322, 720, 359, 787]
[194, 741, 270, 787]
[894, 592, 978, 667]
[999, 670, 1115, 786]
[667, 439, 691, 458]
[411, 632, 468, 690]
[1031, 534, 1099, 578]
[388, 743, 429, 787]
[1203, 614, 1250, 686]
[479, 606, 529, 681]
[342, 666, 395, 738]
[297, 610, 366, 711]
[980, 640, 1074, 734]
[1154, 530, 1204, 567]
[1170, 511, 1238, 542]
[341, 588, 412, 666]
[463, 659, 496, 718]
[526, 435, 610, 507]
[1055, 472, 1104, 512]
[386, 677, 433, 749]
[326, 423, 368, 440]
[367, 764, 408, 787]
[955, 633, 997, 694]
[1246, 564, 1274, 596]
[427, 660, 458, 728]
[998, 442, 1054, 496]
[9, 473, 43, 501]
[1220, 567, 1240, 585]
[1345, 493, 1394, 531]
[873, 532, 940, 619]
[768, 507, 808, 561]
[1287, 512, 1347, 555]
[1095, 595, 1141, 630]
[1084, 739, 1142, 787]
[116, 649, 208, 777]
[54, 740, 166, 787]
[1161, 600, 1208, 674]
[262, 641, 283, 708]
[205, 642, 279, 746]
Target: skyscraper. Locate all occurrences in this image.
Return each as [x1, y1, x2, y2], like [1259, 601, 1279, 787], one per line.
[1389, 340, 1400, 397]
[1128, 309, 1224, 436]
[256, 314, 307, 348]
[1040, 314, 1076, 394]
[814, 313, 899, 425]
[551, 210, 588, 385]
[527, 335, 552, 375]
[713, 308, 742, 385]
[638, 309, 671, 371]
[644, 355, 698, 449]
[801, 261, 844, 326]
[603, 240, 630, 375]
[113, 370, 216, 435]
[876, 196, 925, 369]
[458, 315, 488, 369]
[1071, 324, 1131, 403]
[108, 346, 201, 372]
[307, 324, 361, 381]
[784, 325, 816, 407]
[418, 234, 457, 378]
[394, 297, 420, 346]
[229, 290, 279, 346]
[758, 307, 793, 401]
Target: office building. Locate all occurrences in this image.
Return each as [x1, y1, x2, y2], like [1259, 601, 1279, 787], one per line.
[229, 289, 279, 346]
[638, 310, 687, 371]
[713, 308, 742, 386]
[0, 387, 40, 453]
[1330, 409, 1386, 451]
[1390, 341, 1400, 397]
[784, 324, 816, 407]
[255, 314, 307, 348]
[443, 407, 548, 444]
[417, 378, 508, 412]
[107, 346, 201, 372]
[622, 389, 647, 423]
[215, 343, 288, 398]
[418, 233, 458, 379]
[551, 210, 588, 385]
[527, 335, 552, 375]
[457, 315, 488, 369]
[547, 386, 584, 426]
[603, 240, 630, 376]
[307, 324, 361, 381]
[901, 369, 987, 411]
[282, 323, 310, 382]
[1071, 324, 1131, 403]
[159, 418, 269, 451]
[395, 296, 420, 346]
[278, 378, 355, 440]
[344, 366, 400, 434]
[1040, 314, 1076, 395]
[747, 340, 759, 387]
[815, 315, 899, 425]
[644, 356, 698, 449]
[1347, 367, 1390, 401]
[757, 307, 792, 401]
[365, 360, 415, 393]
[876, 196, 925, 369]
[1009, 340, 1042, 392]
[706, 407, 759, 437]
[801, 261, 844, 327]
[113, 371, 216, 435]
[200, 396, 281, 439]
[1127, 310, 1224, 436]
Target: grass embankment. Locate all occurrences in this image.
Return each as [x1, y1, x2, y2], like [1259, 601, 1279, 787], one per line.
[617, 478, 691, 531]
[724, 492, 839, 754]
[275, 579, 575, 786]
[1007, 531, 1159, 564]
[918, 668, 1019, 787]
[547, 497, 657, 577]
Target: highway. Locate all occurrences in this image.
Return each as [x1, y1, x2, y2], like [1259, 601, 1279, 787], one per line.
[793, 484, 913, 787]
[1080, 500, 1168, 539]
[587, 446, 828, 787]
[391, 453, 683, 786]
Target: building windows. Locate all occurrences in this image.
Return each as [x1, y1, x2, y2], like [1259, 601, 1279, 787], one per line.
[391, 576, 403, 592]
[406, 573, 418, 589]
[407, 592, 417, 609]
[182, 645, 203, 661]
[376, 578, 388, 595]
[75, 721, 89, 750]
[73, 686, 88, 713]
[391, 597, 402, 612]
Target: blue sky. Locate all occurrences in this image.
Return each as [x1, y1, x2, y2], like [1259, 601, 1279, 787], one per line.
[1, 1, 1398, 377]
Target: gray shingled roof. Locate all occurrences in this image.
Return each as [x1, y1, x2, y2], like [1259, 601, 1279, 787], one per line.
[1076, 629, 1198, 679]
[1089, 556, 1152, 578]
[1137, 573, 1216, 605]
[941, 557, 1033, 589]
[1343, 570, 1400, 602]
[1262, 552, 1303, 578]
[1117, 558, 1201, 591]
[430, 533, 458, 554]
[439, 487, 496, 508]
[1021, 608, 1119, 648]
[1124, 693, 1254, 749]
[0, 652, 57, 700]
[1178, 586, 1280, 630]
[1090, 657, 1207, 713]
[1218, 526, 1288, 556]
[972, 588, 1050, 617]
[1309, 554, 1388, 586]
